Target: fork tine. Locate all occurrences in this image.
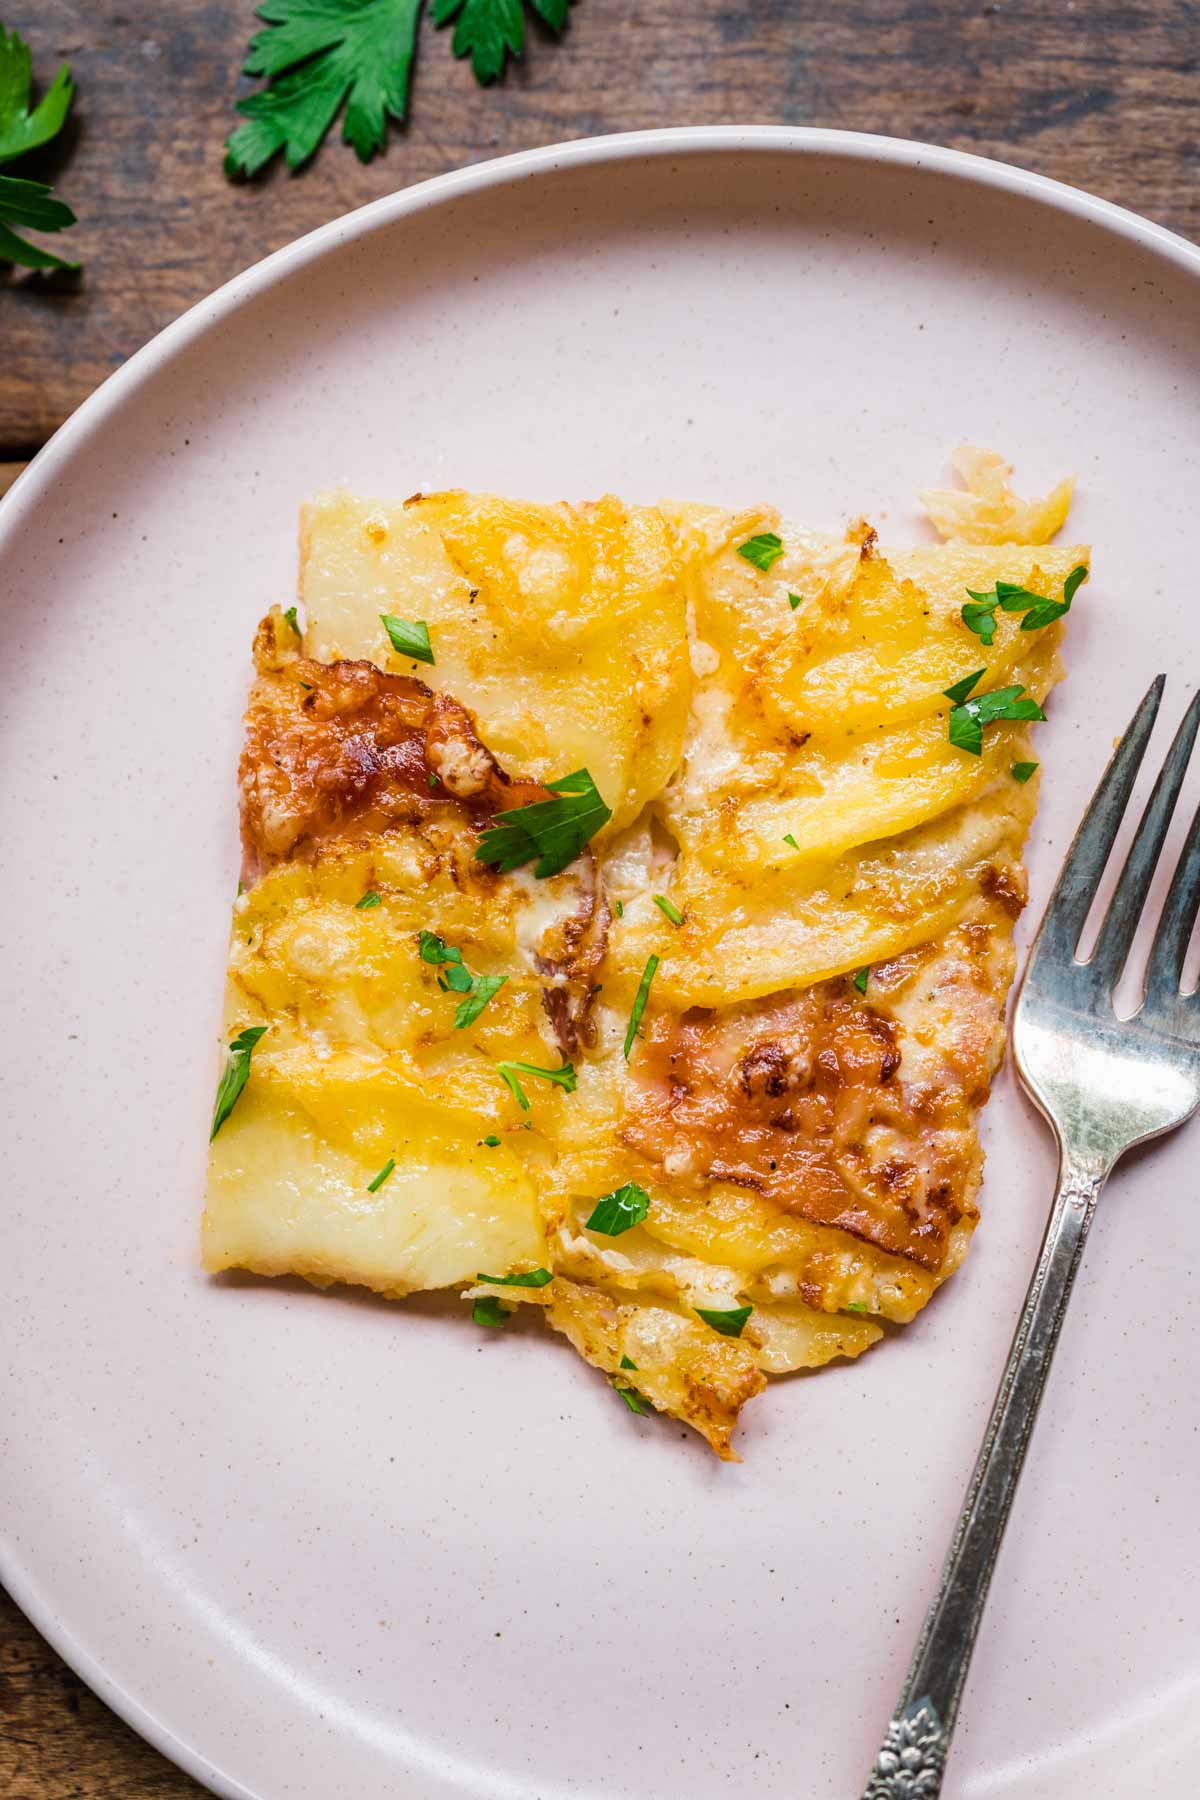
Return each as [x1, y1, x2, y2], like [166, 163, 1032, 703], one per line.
[1145, 763, 1200, 1008]
[1027, 675, 1165, 975]
[1085, 689, 1200, 993]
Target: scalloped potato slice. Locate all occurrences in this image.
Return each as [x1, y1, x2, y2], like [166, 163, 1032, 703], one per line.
[919, 445, 1075, 545]
[298, 489, 691, 831]
[620, 775, 1036, 1007]
[204, 1056, 545, 1294]
[666, 502, 1086, 739]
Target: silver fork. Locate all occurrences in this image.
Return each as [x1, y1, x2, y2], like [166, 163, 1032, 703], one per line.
[861, 676, 1200, 1799]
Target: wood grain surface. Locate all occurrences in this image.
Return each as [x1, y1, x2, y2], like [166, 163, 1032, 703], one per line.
[2, 1, 1199, 1793]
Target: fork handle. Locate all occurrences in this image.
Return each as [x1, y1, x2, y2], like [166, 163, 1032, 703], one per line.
[860, 1151, 1107, 1798]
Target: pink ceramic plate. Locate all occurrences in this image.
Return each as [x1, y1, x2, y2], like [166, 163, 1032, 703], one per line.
[2, 129, 1199, 1800]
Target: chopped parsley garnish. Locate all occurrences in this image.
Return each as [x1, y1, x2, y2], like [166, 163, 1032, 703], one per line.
[737, 531, 784, 573]
[846, 1301, 868, 1314]
[695, 1303, 753, 1339]
[210, 1025, 267, 1140]
[1011, 760, 1039, 784]
[788, 592, 802, 610]
[419, 929, 507, 1027]
[944, 670, 1046, 757]
[653, 894, 684, 927]
[366, 1157, 396, 1192]
[614, 899, 624, 918]
[623, 953, 660, 1060]
[961, 564, 1087, 646]
[585, 1181, 650, 1237]
[356, 890, 382, 910]
[381, 614, 434, 664]
[476, 1266, 554, 1287]
[483, 1134, 501, 1147]
[782, 832, 799, 850]
[454, 975, 507, 1029]
[619, 1354, 637, 1370]
[943, 668, 986, 706]
[615, 1383, 652, 1415]
[852, 966, 869, 995]
[496, 1059, 577, 1109]
[428, 771, 440, 788]
[472, 1295, 512, 1327]
[283, 605, 302, 641]
[476, 768, 611, 878]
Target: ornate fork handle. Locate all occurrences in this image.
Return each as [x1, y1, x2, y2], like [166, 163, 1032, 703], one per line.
[861, 1151, 1106, 1798]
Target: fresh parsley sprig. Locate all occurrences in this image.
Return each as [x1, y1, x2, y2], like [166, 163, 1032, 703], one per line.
[226, 0, 575, 177]
[943, 669, 1045, 757]
[433, 0, 572, 83]
[961, 564, 1087, 646]
[0, 28, 78, 271]
[419, 929, 508, 1028]
[210, 1025, 267, 1140]
[476, 768, 611, 879]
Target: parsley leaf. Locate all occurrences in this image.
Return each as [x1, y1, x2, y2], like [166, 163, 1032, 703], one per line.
[381, 613, 434, 664]
[737, 531, 784, 573]
[619, 1354, 637, 1370]
[356, 889, 381, 909]
[946, 681, 1046, 757]
[653, 894, 684, 927]
[846, 1301, 868, 1315]
[943, 668, 986, 706]
[432, 0, 574, 84]
[695, 1304, 753, 1339]
[225, 0, 422, 177]
[782, 832, 799, 850]
[615, 1382, 652, 1415]
[472, 1295, 512, 1326]
[366, 1157, 395, 1192]
[788, 592, 802, 611]
[496, 1059, 576, 1109]
[482, 1134, 501, 1147]
[476, 1266, 554, 1287]
[210, 1025, 267, 1140]
[1011, 760, 1039, 784]
[852, 966, 869, 995]
[283, 605, 302, 641]
[614, 899, 624, 918]
[454, 974, 507, 1029]
[0, 28, 78, 271]
[961, 564, 1088, 645]
[623, 953, 659, 1060]
[476, 768, 611, 879]
[419, 930, 507, 1026]
[585, 1181, 650, 1237]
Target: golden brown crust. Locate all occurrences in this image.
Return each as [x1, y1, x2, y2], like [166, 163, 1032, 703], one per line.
[622, 921, 1012, 1275]
[238, 616, 607, 1053]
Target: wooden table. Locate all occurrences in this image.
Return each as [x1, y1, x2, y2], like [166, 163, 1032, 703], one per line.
[2, 1, 1198, 1792]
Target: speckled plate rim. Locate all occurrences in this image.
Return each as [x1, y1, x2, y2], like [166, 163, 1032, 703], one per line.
[3, 124, 1200, 1800]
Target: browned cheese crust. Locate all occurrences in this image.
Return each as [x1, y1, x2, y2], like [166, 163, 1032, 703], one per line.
[238, 611, 608, 1052]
